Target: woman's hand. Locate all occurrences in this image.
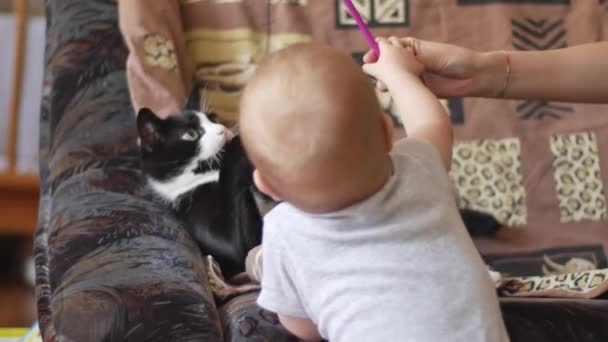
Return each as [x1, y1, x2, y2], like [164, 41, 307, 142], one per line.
[363, 37, 454, 169]
[365, 38, 507, 98]
[367, 39, 608, 103]
[362, 37, 425, 90]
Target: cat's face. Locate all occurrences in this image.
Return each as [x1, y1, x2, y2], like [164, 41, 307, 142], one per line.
[137, 108, 233, 201]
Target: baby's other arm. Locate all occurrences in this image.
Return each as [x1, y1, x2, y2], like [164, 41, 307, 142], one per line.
[363, 37, 453, 170]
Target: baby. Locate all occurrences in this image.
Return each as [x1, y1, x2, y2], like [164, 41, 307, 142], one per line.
[239, 40, 510, 342]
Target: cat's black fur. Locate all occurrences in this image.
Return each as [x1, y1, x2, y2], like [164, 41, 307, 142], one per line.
[459, 209, 501, 238]
[137, 85, 263, 279]
[175, 136, 263, 278]
[138, 108, 218, 181]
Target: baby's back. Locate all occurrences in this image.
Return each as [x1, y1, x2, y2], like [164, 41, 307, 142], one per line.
[262, 139, 509, 342]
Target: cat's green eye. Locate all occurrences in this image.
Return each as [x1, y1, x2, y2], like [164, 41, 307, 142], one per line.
[181, 129, 200, 141]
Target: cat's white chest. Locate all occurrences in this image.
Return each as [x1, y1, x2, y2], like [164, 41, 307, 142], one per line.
[149, 170, 219, 202]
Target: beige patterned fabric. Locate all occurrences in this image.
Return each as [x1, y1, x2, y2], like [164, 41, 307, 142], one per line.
[451, 138, 527, 226]
[500, 268, 608, 299]
[205, 255, 260, 303]
[550, 132, 608, 223]
[143, 34, 179, 71]
[118, 0, 192, 118]
[185, 28, 312, 123]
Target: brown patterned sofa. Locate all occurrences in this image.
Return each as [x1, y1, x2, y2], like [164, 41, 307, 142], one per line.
[34, 0, 608, 341]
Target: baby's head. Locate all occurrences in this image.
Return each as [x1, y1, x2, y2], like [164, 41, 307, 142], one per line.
[240, 43, 394, 213]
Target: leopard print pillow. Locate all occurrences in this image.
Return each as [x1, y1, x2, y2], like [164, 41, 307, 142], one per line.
[550, 132, 608, 223]
[450, 138, 527, 227]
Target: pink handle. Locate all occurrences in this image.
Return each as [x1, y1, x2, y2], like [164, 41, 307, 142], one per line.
[343, 0, 380, 58]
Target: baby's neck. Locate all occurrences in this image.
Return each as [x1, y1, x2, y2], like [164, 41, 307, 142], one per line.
[342, 155, 393, 209]
[296, 155, 393, 214]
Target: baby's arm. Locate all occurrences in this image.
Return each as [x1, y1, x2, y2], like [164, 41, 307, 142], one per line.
[363, 37, 453, 170]
[279, 315, 322, 342]
[256, 214, 322, 341]
[246, 246, 321, 340]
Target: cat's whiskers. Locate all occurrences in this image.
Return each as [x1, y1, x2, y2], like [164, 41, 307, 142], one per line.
[211, 150, 224, 167]
[200, 88, 211, 114]
[200, 148, 225, 170]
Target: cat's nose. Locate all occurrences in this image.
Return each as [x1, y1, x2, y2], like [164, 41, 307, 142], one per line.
[217, 128, 232, 141]
[214, 126, 234, 141]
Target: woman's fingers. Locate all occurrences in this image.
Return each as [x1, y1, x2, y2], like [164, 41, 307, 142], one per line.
[388, 36, 403, 47]
[400, 37, 419, 56]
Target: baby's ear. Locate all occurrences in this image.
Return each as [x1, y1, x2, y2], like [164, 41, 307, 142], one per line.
[253, 170, 282, 202]
[137, 108, 164, 151]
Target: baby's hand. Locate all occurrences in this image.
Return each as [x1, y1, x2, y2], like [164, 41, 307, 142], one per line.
[362, 37, 425, 92]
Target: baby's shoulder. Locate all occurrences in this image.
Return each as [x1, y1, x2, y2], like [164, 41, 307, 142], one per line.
[263, 202, 311, 236]
[392, 138, 444, 165]
[391, 138, 450, 186]
[265, 202, 298, 222]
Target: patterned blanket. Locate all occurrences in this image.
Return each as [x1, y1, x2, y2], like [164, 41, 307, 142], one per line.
[501, 269, 608, 299]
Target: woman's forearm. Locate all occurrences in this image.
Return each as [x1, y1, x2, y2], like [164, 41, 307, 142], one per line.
[479, 42, 608, 103]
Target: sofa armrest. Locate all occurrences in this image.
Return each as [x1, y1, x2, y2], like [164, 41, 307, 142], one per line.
[34, 1, 221, 340]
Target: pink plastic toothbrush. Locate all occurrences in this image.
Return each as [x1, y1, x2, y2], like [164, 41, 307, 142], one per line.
[343, 0, 380, 58]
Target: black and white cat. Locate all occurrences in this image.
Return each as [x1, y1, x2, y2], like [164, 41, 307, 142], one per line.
[138, 107, 231, 201]
[136, 94, 264, 279]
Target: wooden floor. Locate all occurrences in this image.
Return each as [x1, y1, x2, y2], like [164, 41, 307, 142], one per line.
[0, 282, 36, 327]
[0, 236, 36, 327]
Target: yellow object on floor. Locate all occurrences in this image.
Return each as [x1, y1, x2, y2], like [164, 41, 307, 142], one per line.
[0, 324, 41, 342]
[0, 328, 27, 336]
[0, 328, 27, 342]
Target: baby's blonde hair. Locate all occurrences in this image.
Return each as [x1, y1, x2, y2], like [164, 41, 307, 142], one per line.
[240, 43, 388, 212]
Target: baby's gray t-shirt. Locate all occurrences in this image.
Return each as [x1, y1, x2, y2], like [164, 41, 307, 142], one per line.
[257, 139, 510, 342]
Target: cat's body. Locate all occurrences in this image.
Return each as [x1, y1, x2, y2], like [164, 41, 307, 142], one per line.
[174, 135, 263, 278]
[137, 92, 263, 279]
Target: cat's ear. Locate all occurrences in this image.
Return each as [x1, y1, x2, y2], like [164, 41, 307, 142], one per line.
[185, 80, 203, 111]
[137, 108, 164, 151]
